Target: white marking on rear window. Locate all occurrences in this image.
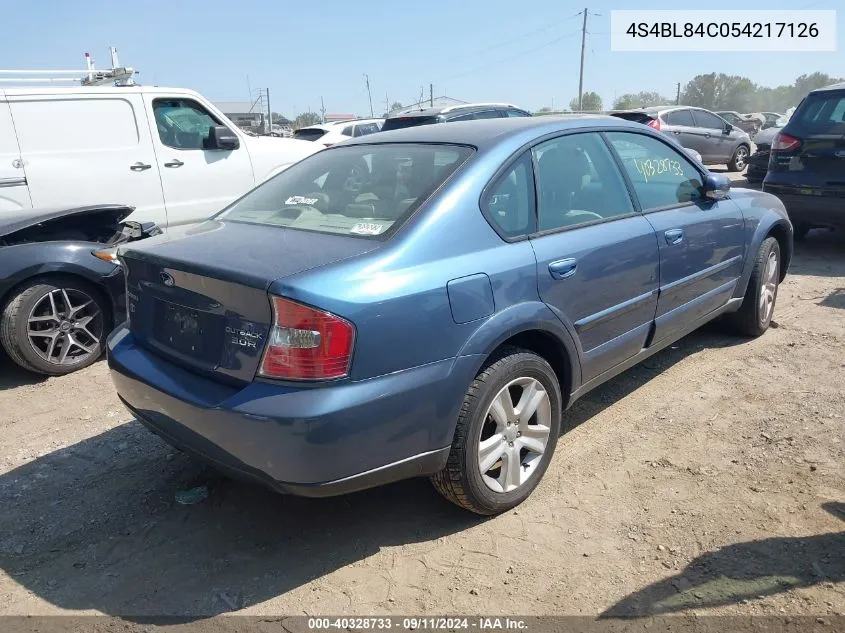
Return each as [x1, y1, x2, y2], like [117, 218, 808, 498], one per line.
[285, 196, 319, 206]
[350, 222, 385, 235]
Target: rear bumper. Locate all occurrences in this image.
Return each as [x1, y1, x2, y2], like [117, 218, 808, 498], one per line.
[107, 327, 478, 496]
[762, 184, 845, 227]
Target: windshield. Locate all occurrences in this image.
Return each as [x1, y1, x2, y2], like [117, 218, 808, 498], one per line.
[293, 128, 329, 142]
[218, 143, 474, 238]
[381, 116, 440, 131]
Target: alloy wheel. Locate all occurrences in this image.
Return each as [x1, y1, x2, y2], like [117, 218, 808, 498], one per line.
[477, 377, 552, 493]
[759, 250, 778, 325]
[734, 146, 748, 169]
[26, 288, 103, 366]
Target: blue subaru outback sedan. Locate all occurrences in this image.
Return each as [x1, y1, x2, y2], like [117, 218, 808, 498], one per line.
[108, 116, 792, 515]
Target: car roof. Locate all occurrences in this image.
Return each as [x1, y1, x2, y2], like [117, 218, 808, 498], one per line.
[387, 103, 526, 119]
[810, 82, 845, 93]
[340, 114, 637, 151]
[300, 118, 384, 132]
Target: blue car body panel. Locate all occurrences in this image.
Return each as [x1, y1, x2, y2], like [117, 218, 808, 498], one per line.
[108, 116, 792, 496]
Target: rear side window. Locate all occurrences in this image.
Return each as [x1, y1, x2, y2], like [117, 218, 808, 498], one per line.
[533, 132, 635, 232]
[505, 109, 531, 117]
[341, 126, 354, 137]
[381, 116, 439, 131]
[293, 128, 328, 141]
[606, 132, 704, 211]
[353, 123, 381, 137]
[483, 152, 535, 238]
[794, 92, 845, 131]
[219, 143, 473, 238]
[664, 110, 695, 126]
[152, 98, 225, 150]
[11, 98, 139, 152]
[472, 110, 503, 120]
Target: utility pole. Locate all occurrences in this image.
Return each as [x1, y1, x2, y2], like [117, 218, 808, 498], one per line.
[676, 82, 681, 105]
[320, 96, 326, 123]
[578, 7, 587, 111]
[364, 74, 374, 117]
[266, 88, 272, 134]
[430, 83, 434, 107]
[384, 92, 389, 115]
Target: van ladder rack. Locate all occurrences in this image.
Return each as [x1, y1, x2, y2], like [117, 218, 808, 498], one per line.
[0, 48, 137, 87]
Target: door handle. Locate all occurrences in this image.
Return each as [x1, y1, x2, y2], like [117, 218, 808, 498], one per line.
[549, 258, 578, 280]
[164, 159, 184, 168]
[665, 228, 684, 245]
[130, 162, 152, 172]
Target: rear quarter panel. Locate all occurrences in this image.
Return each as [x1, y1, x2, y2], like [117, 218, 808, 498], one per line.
[729, 189, 793, 299]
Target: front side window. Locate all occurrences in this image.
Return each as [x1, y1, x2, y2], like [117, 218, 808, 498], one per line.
[606, 132, 704, 211]
[472, 110, 503, 120]
[694, 110, 729, 130]
[532, 132, 635, 232]
[152, 99, 226, 150]
[505, 109, 531, 118]
[218, 143, 473, 238]
[483, 152, 535, 238]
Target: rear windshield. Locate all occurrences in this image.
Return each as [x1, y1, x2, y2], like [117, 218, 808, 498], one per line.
[293, 128, 328, 141]
[217, 143, 474, 238]
[381, 116, 440, 131]
[610, 112, 655, 125]
[794, 92, 845, 131]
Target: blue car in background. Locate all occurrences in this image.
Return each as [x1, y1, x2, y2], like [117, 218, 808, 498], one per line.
[108, 116, 793, 515]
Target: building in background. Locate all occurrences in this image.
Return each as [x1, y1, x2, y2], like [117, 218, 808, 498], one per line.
[325, 113, 356, 123]
[214, 101, 266, 134]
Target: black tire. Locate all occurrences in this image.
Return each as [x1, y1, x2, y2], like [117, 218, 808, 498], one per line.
[723, 237, 781, 337]
[0, 277, 109, 376]
[793, 224, 810, 242]
[728, 144, 750, 172]
[430, 347, 562, 515]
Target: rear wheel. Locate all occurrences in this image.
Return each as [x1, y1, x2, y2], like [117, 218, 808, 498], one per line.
[728, 145, 750, 172]
[0, 278, 108, 375]
[430, 347, 562, 515]
[723, 237, 780, 337]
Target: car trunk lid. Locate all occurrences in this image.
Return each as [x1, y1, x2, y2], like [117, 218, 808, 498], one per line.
[120, 220, 379, 383]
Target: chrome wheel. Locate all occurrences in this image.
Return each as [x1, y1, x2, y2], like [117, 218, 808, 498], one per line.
[477, 377, 552, 493]
[759, 250, 778, 325]
[26, 288, 103, 366]
[734, 146, 748, 169]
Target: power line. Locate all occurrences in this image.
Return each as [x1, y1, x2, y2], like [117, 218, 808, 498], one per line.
[442, 28, 582, 82]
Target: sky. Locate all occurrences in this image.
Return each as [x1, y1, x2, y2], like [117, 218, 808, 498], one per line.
[1, 0, 842, 118]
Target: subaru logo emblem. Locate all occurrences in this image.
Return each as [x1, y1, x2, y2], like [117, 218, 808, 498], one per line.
[160, 272, 175, 287]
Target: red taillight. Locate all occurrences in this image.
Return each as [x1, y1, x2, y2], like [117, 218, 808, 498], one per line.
[647, 118, 661, 131]
[258, 296, 354, 380]
[771, 131, 801, 152]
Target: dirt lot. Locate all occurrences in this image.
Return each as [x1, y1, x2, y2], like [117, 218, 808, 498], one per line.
[0, 177, 843, 620]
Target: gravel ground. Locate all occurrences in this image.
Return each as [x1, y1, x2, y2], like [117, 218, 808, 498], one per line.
[0, 174, 842, 620]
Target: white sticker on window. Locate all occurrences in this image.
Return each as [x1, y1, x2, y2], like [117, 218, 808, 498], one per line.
[285, 196, 319, 206]
[350, 222, 385, 235]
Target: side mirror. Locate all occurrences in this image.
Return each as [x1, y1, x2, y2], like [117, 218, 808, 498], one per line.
[723, 123, 733, 134]
[703, 172, 731, 200]
[206, 125, 240, 150]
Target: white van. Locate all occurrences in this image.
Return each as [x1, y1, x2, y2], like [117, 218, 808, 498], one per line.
[0, 86, 320, 227]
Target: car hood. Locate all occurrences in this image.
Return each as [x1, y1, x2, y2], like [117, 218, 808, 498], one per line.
[752, 126, 781, 148]
[0, 204, 133, 239]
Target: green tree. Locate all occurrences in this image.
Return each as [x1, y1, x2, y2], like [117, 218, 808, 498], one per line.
[612, 91, 669, 110]
[680, 73, 756, 112]
[569, 92, 602, 111]
[293, 112, 322, 129]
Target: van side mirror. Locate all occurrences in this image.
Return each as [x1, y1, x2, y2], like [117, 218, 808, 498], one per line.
[206, 125, 240, 150]
[703, 172, 731, 200]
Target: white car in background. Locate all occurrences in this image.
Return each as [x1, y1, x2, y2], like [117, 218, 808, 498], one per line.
[0, 85, 319, 228]
[293, 118, 384, 147]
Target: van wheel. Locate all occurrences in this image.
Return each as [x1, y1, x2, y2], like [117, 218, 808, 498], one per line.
[728, 145, 749, 172]
[0, 278, 108, 376]
[723, 237, 780, 337]
[430, 347, 561, 515]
